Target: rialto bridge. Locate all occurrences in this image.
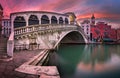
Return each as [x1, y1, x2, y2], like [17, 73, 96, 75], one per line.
[7, 11, 88, 56]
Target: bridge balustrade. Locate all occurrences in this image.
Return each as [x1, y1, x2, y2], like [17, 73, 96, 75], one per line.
[14, 24, 77, 36]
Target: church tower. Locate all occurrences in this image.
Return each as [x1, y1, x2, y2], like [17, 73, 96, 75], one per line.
[91, 14, 95, 25]
[0, 3, 3, 37]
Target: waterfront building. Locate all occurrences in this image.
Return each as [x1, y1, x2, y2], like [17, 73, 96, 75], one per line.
[89, 14, 117, 42]
[2, 19, 11, 37]
[96, 22, 117, 42]
[81, 20, 91, 41]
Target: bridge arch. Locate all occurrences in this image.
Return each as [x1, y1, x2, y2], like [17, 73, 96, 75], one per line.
[54, 30, 87, 48]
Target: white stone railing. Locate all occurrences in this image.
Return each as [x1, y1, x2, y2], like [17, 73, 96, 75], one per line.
[7, 32, 14, 57]
[14, 24, 77, 36]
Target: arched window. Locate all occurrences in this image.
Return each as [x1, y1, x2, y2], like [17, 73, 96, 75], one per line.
[28, 15, 39, 25]
[14, 16, 26, 28]
[41, 15, 49, 24]
[51, 16, 57, 24]
[65, 18, 69, 24]
[59, 17, 63, 24]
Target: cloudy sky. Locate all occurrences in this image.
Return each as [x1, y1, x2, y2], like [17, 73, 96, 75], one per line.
[0, 0, 120, 28]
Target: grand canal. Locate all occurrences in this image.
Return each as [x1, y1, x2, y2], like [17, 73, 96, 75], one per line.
[48, 44, 120, 78]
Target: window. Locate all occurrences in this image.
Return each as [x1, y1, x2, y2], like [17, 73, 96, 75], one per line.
[59, 17, 63, 24]
[14, 16, 26, 28]
[51, 16, 57, 24]
[65, 18, 69, 24]
[41, 15, 49, 24]
[28, 15, 39, 25]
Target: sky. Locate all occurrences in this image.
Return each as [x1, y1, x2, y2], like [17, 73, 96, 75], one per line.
[0, 0, 120, 28]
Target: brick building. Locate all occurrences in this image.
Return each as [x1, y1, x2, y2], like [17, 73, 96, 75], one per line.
[90, 14, 117, 42]
[95, 22, 117, 42]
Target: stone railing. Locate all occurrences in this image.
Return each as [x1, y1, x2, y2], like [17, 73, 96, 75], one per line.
[7, 32, 14, 57]
[14, 24, 77, 36]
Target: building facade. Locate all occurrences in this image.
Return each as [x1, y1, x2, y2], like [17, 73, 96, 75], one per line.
[91, 21, 117, 42]
[81, 20, 91, 41]
[2, 19, 11, 37]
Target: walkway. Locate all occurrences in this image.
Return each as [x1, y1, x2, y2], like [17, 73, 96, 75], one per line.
[0, 50, 42, 78]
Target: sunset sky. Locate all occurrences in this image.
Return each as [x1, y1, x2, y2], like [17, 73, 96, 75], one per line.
[0, 0, 120, 28]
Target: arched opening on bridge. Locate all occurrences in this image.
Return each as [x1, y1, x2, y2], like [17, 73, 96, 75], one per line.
[59, 31, 85, 44]
[59, 17, 64, 24]
[65, 18, 69, 24]
[14, 16, 26, 28]
[41, 15, 49, 24]
[28, 15, 39, 25]
[51, 16, 57, 24]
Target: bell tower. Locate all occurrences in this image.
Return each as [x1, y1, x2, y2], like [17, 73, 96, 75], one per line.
[0, 3, 3, 37]
[91, 14, 95, 25]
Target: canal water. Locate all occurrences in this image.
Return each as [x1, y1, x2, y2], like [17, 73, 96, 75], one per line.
[48, 44, 120, 78]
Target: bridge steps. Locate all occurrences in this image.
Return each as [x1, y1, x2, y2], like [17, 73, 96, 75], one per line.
[15, 50, 60, 78]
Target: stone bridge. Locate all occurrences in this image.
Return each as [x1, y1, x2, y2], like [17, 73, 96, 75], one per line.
[14, 24, 88, 49]
[7, 11, 88, 56]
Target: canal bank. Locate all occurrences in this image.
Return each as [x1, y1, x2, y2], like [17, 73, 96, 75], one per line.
[0, 50, 41, 78]
[15, 49, 60, 78]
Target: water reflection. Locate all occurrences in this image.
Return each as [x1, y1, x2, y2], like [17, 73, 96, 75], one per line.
[48, 44, 120, 78]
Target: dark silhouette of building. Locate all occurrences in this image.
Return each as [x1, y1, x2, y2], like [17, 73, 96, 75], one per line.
[91, 14, 95, 25]
[0, 3, 3, 37]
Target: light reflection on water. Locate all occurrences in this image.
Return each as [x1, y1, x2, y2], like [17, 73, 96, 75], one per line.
[48, 44, 120, 78]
